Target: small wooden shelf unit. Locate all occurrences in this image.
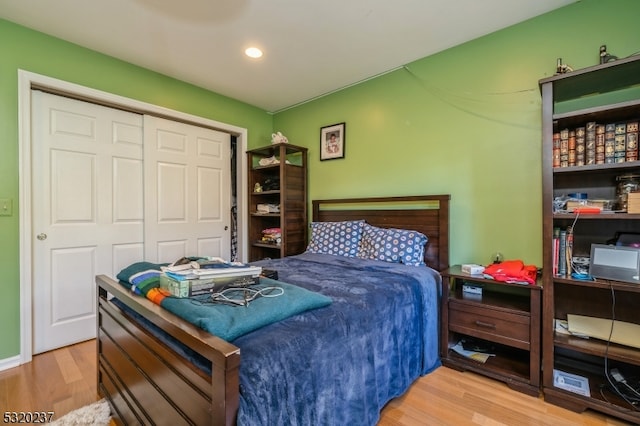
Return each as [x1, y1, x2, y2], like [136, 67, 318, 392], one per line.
[246, 143, 307, 261]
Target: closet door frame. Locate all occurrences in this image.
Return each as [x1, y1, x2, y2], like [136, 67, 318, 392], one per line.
[17, 70, 248, 365]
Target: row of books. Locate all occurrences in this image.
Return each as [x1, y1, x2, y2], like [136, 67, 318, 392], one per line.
[552, 226, 574, 277]
[553, 120, 639, 168]
[552, 226, 592, 277]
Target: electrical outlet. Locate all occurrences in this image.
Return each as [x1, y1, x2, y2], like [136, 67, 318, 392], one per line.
[0, 198, 12, 217]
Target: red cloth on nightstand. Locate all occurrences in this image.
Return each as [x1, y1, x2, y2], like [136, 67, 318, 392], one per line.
[483, 260, 537, 285]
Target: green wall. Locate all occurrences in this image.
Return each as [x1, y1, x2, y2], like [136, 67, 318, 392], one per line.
[0, 19, 273, 360]
[2, 0, 639, 362]
[273, 0, 640, 268]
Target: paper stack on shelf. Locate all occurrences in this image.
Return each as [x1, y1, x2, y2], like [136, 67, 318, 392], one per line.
[554, 318, 589, 339]
[451, 341, 495, 364]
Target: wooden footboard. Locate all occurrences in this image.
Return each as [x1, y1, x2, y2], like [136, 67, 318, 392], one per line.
[96, 275, 240, 426]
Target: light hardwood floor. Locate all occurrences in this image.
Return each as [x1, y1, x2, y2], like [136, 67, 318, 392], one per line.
[0, 339, 99, 420]
[378, 368, 630, 426]
[0, 340, 632, 425]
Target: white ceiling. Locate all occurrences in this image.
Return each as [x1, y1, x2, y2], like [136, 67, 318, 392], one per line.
[1, 0, 576, 113]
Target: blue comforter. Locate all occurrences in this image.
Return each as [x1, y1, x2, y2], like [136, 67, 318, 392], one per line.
[236, 253, 441, 426]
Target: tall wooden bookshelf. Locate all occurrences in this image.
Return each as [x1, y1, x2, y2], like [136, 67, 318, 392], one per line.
[540, 56, 640, 424]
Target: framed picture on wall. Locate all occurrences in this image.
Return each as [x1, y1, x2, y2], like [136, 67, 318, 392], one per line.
[320, 122, 345, 160]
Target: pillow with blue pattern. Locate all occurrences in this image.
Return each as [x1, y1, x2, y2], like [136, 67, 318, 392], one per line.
[358, 223, 428, 266]
[306, 220, 365, 257]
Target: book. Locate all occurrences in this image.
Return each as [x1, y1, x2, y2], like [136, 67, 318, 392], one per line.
[558, 229, 567, 277]
[575, 126, 585, 166]
[595, 124, 606, 164]
[559, 128, 569, 167]
[626, 121, 638, 162]
[585, 121, 596, 165]
[568, 130, 576, 166]
[614, 123, 626, 163]
[552, 227, 560, 276]
[565, 226, 573, 276]
[552, 132, 561, 168]
[604, 123, 616, 164]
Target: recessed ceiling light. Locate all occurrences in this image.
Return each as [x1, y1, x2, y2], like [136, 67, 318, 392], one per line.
[245, 47, 263, 59]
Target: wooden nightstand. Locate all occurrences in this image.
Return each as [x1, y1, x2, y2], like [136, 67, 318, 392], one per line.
[440, 265, 542, 396]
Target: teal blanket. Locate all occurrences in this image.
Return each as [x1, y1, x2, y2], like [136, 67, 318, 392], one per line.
[159, 278, 332, 341]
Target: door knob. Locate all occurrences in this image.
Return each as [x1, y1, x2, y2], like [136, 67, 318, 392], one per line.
[37, 233, 47, 240]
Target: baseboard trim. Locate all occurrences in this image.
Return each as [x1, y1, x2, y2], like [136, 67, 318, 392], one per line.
[0, 355, 20, 372]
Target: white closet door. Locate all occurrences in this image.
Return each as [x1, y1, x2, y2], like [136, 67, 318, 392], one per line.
[143, 115, 231, 263]
[31, 91, 144, 354]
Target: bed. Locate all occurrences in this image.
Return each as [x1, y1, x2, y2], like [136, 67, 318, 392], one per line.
[96, 194, 450, 425]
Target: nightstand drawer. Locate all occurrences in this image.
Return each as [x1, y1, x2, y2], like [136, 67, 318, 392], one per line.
[449, 302, 530, 350]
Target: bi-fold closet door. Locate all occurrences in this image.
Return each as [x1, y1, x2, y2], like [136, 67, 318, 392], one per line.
[31, 90, 230, 353]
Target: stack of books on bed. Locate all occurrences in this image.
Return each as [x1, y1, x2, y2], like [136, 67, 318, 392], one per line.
[160, 259, 262, 298]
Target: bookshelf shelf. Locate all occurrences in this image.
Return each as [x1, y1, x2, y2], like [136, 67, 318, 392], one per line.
[252, 242, 282, 249]
[553, 213, 640, 220]
[552, 275, 640, 293]
[540, 57, 640, 424]
[554, 334, 640, 365]
[552, 159, 640, 174]
[252, 190, 281, 196]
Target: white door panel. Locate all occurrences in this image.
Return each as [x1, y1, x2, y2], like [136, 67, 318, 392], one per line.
[114, 157, 144, 222]
[111, 243, 145, 278]
[156, 241, 189, 265]
[144, 115, 231, 263]
[157, 162, 187, 221]
[31, 91, 144, 354]
[48, 246, 97, 348]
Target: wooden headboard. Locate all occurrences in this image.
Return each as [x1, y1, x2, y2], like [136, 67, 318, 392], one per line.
[312, 195, 450, 272]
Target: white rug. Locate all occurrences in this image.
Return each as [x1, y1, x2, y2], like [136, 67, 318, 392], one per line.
[50, 399, 111, 426]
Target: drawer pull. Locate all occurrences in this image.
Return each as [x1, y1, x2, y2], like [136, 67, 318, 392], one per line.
[474, 320, 496, 329]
